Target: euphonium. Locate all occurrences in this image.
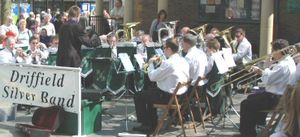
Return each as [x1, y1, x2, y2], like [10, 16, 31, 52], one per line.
[115, 22, 140, 42]
[191, 24, 208, 42]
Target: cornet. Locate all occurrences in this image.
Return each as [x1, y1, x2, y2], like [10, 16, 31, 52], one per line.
[143, 55, 163, 73]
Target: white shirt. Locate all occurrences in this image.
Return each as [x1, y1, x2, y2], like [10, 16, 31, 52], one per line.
[185, 46, 208, 86]
[233, 37, 252, 64]
[288, 62, 300, 86]
[0, 24, 18, 36]
[110, 6, 124, 24]
[17, 29, 32, 47]
[0, 48, 16, 63]
[148, 53, 189, 95]
[262, 55, 296, 95]
[41, 22, 56, 36]
[136, 43, 147, 61]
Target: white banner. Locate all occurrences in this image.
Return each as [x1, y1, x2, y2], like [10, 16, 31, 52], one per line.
[0, 64, 81, 113]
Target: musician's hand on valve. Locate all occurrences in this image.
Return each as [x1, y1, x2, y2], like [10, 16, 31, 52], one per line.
[252, 66, 263, 75]
[149, 55, 160, 64]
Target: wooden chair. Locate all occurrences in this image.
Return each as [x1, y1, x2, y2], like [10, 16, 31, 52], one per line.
[184, 76, 211, 129]
[260, 110, 284, 137]
[153, 81, 193, 137]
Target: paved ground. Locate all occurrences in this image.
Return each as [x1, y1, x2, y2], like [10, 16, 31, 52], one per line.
[0, 91, 252, 137]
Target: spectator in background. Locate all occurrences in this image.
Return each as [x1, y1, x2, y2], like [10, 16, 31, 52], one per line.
[0, 35, 17, 63]
[41, 13, 56, 36]
[53, 13, 63, 34]
[17, 19, 32, 48]
[39, 28, 51, 47]
[26, 12, 36, 32]
[149, 9, 167, 42]
[79, 11, 89, 30]
[48, 35, 59, 54]
[105, 0, 124, 30]
[0, 15, 19, 38]
[33, 18, 42, 34]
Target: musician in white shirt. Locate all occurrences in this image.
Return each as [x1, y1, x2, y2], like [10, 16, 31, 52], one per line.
[136, 34, 152, 61]
[133, 38, 189, 133]
[182, 34, 207, 86]
[233, 28, 252, 65]
[236, 39, 296, 137]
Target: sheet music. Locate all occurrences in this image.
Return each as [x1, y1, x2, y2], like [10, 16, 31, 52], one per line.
[212, 51, 229, 74]
[134, 54, 145, 70]
[118, 53, 135, 72]
[222, 48, 236, 68]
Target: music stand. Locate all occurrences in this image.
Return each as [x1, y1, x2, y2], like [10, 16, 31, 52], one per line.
[114, 53, 135, 132]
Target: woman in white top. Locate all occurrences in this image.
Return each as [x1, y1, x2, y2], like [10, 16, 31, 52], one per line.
[17, 19, 32, 49]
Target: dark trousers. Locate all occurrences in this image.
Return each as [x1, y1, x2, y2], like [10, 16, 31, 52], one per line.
[240, 91, 280, 136]
[134, 87, 171, 128]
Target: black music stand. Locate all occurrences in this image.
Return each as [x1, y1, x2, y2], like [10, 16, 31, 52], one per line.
[114, 53, 135, 132]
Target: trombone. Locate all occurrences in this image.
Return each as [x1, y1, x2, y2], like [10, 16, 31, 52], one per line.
[210, 45, 298, 92]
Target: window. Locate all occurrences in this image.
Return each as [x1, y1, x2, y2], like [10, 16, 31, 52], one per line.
[198, 0, 261, 21]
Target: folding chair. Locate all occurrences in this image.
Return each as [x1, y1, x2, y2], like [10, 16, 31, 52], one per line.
[153, 81, 192, 137]
[184, 76, 211, 129]
[260, 110, 284, 137]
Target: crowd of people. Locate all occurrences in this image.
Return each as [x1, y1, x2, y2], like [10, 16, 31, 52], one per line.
[0, 2, 299, 137]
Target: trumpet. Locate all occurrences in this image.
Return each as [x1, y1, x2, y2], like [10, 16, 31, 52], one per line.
[210, 45, 298, 91]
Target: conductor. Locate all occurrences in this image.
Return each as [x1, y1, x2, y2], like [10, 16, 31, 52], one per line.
[56, 5, 101, 67]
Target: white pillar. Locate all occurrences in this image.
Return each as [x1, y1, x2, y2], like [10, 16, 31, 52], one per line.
[124, 0, 133, 23]
[157, 0, 168, 13]
[259, 0, 274, 56]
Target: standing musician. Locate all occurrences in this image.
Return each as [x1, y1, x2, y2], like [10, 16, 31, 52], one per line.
[56, 5, 101, 67]
[235, 39, 296, 137]
[133, 38, 189, 134]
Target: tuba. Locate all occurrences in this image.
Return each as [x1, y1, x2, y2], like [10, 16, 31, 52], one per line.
[157, 20, 178, 44]
[115, 22, 140, 42]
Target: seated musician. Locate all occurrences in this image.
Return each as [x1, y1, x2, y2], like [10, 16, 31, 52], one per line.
[235, 39, 296, 137]
[233, 28, 252, 65]
[136, 34, 152, 61]
[204, 39, 226, 115]
[181, 34, 207, 88]
[133, 38, 189, 133]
